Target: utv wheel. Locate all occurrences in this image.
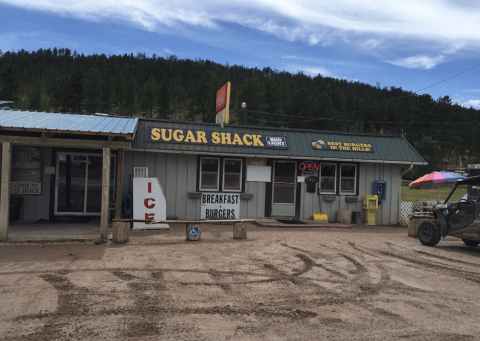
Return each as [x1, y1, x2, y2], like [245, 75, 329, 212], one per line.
[461, 239, 480, 247]
[418, 220, 441, 246]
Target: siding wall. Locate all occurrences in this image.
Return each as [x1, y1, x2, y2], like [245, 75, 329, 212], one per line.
[123, 152, 267, 220]
[302, 162, 401, 225]
[243, 158, 267, 219]
[124, 151, 402, 224]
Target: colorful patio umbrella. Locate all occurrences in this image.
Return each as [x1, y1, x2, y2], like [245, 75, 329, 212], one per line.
[409, 171, 466, 187]
[409, 171, 467, 202]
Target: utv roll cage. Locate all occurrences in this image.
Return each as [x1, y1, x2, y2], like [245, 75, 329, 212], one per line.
[444, 175, 480, 203]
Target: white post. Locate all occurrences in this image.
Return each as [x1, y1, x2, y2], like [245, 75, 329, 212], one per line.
[115, 149, 124, 219]
[100, 147, 111, 239]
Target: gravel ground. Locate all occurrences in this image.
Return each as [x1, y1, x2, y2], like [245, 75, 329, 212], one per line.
[1, 223, 480, 341]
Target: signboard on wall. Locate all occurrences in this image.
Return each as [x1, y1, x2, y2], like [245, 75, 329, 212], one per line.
[148, 127, 289, 149]
[216, 82, 231, 124]
[201, 193, 240, 219]
[246, 165, 271, 182]
[133, 178, 168, 229]
[299, 161, 319, 174]
[312, 140, 375, 152]
[10, 146, 42, 195]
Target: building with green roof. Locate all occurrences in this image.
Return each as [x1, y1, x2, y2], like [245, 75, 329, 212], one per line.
[125, 118, 425, 225]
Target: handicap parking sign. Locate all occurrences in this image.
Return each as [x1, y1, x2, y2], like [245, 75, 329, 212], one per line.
[189, 225, 199, 238]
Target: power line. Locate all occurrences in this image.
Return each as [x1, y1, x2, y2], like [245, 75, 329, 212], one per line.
[246, 113, 480, 126]
[415, 61, 480, 94]
[243, 60, 480, 127]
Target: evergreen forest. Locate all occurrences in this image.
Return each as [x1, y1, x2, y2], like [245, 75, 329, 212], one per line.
[1, 48, 479, 179]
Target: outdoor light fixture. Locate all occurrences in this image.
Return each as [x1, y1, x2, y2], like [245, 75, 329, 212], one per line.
[241, 102, 246, 125]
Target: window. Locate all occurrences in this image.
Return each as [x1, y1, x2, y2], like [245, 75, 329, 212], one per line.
[223, 158, 242, 192]
[199, 157, 244, 192]
[200, 157, 220, 191]
[340, 164, 357, 194]
[318, 162, 357, 195]
[320, 163, 336, 194]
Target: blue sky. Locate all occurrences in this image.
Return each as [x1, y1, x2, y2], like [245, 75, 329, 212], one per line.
[1, 0, 480, 108]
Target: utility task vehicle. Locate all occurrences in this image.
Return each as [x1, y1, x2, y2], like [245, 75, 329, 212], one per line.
[418, 175, 480, 247]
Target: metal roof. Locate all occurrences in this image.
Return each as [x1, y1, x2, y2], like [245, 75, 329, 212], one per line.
[133, 119, 426, 165]
[0, 101, 14, 108]
[0, 110, 138, 137]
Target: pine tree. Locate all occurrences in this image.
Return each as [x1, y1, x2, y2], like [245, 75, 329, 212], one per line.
[0, 64, 21, 101]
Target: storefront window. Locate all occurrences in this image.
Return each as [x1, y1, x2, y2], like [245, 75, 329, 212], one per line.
[200, 158, 220, 191]
[320, 163, 336, 194]
[319, 162, 357, 195]
[223, 158, 242, 191]
[340, 164, 357, 194]
[198, 156, 244, 192]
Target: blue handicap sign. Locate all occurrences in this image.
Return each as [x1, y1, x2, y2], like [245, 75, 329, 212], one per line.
[189, 225, 199, 238]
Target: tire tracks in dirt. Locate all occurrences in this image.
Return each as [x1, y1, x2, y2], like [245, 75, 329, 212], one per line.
[376, 247, 480, 285]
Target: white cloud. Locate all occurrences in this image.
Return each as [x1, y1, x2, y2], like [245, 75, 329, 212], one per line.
[388, 54, 446, 70]
[3, 0, 480, 66]
[465, 99, 480, 108]
[298, 66, 335, 78]
[451, 93, 480, 109]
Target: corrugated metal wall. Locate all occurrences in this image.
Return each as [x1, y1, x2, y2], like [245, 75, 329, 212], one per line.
[124, 151, 402, 224]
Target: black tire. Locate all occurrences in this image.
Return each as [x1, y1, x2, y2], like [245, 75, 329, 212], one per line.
[418, 220, 441, 246]
[461, 239, 480, 247]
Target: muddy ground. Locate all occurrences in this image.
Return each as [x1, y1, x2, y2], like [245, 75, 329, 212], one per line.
[1, 223, 480, 341]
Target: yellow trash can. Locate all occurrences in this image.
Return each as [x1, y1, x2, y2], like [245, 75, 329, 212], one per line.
[362, 195, 378, 225]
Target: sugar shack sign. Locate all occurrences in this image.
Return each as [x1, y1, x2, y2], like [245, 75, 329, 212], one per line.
[148, 127, 289, 149]
[311, 140, 375, 153]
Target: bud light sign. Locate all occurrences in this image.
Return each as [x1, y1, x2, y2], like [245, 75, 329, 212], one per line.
[266, 136, 288, 148]
[299, 161, 319, 174]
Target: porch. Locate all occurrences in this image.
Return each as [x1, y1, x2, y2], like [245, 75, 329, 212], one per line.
[4, 220, 112, 242]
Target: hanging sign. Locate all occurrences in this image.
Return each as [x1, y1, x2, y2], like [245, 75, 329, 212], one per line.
[312, 140, 375, 152]
[299, 161, 319, 174]
[148, 127, 289, 149]
[216, 82, 231, 124]
[201, 193, 240, 219]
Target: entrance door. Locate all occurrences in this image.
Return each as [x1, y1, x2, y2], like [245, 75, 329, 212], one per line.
[271, 160, 297, 217]
[55, 152, 116, 215]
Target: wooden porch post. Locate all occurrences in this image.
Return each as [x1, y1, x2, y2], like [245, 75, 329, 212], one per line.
[100, 147, 111, 239]
[0, 142, 11, 241]
[115, 149, 124, 219]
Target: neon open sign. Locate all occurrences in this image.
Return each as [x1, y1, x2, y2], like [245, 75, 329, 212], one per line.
[299, 161, 319, 174]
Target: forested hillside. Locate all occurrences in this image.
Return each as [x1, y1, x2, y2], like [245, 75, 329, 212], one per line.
[1, 48, 479, 179]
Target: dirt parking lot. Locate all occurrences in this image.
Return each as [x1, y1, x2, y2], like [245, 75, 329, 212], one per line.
[1, 223, 480, 341]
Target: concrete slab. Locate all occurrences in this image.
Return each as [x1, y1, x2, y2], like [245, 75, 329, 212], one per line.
[254, 219, 353, 229]
[3, 218, 359, 242]
[3, 221, 112, 242]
